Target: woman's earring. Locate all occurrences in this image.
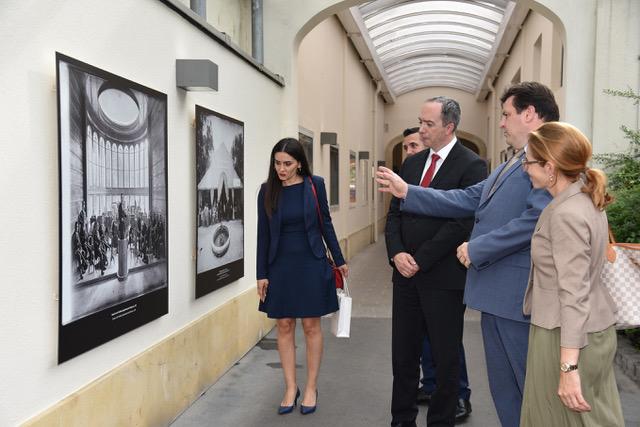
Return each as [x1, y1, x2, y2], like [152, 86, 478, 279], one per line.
[549, 175, 554, 182]
[297, 167, 301, 173]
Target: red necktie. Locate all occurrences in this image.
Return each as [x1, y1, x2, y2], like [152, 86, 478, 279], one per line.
[420, 153, 440, 187]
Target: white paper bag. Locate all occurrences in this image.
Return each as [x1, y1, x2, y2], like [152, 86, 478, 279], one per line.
[330, 278, 351, 338]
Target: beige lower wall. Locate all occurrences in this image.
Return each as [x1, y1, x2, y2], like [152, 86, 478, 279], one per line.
[23, 290, 274, 427]
[24, 224, 378, 427]
[345, 224, 373, 260]
[377, 216, 387, 238]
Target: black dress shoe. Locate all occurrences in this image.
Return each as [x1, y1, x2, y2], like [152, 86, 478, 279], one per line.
[390, 421, 417, 427]
[455, 398, 472, 423]
[416, 388, 431, 405]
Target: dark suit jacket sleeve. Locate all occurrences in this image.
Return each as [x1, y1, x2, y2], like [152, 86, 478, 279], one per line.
[385, 161, 409, 265]
[256, 184, 269, 280]
[414, 157, 488, 272]
[313, 176, 346, 266]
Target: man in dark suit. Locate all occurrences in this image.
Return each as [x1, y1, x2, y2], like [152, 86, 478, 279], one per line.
[401, 126, 423, 156]
[386, 97, 487, 427]
[398, 127, 473, 420]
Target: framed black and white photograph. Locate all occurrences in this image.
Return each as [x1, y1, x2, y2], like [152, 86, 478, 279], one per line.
[57, 53, 168, 363]
[195, 105, 244, 298]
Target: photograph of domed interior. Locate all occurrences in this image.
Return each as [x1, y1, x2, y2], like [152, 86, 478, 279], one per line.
[195, 105, 244, 298]
[56, 53, 168, 362]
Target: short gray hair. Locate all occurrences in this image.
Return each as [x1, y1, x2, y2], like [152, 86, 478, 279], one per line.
[426, 96, 461, 131]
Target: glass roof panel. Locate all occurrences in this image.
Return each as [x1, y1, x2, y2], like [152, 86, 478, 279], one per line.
[368, 13, 500, 37]
[389, 67, 483, 84]
[396, 79, 478, 94]
[379, 44, 489, 66]
[357, 0, 510, 95]
[386, 55, 485, 73]
[372, 24, 496, 47]
[376, 34, 493, 56]
[393, 72, 478, 86]
[364, 2, 503, 29]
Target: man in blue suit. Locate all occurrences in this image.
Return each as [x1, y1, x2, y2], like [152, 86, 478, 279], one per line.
[377, 82, 559, 427]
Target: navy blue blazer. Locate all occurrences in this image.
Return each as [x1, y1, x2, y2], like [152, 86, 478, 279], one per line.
[256, 175, 345, 280]
[401, 151, 552, 322]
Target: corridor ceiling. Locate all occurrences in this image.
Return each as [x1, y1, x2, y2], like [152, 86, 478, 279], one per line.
[337, 0, 529, 103]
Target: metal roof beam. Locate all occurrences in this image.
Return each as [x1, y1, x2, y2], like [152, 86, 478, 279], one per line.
[385, 55, 485, 73]
[361, 0, 508, 20]
[367, 9, 502, 31]
[396, 80, 477, 94]
[336, 7, 397, 103]
[375, 30, 494, 51]
[377, 38, 492, 57]
[371, 23, 496, 43]
[381, 46, 488, 65]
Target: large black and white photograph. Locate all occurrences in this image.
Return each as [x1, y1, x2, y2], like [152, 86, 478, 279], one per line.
[196, 105, 244, 298]
[57, 53, 168, 363]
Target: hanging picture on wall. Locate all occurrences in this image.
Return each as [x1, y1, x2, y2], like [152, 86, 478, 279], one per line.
[56, 53, 168, 363]
[195, 105, 244, 298]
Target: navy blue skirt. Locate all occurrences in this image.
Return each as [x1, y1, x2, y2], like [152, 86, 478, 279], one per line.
[259, 229, 338, 319]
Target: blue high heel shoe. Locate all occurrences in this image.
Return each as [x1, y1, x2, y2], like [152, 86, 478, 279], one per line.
[300, 390, 318, 415]
[278, 388, 300, 415]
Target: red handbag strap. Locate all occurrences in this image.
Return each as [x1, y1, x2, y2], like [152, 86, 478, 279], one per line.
[309, 178, 344, 288]
[309, 177, 324, 233]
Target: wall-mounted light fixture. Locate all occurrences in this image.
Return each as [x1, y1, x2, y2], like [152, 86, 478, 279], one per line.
[320, 132, 338, 146]
[176, 59, 218, 91]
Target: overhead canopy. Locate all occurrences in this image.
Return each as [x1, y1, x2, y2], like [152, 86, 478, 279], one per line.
[338, 0, 528, 102]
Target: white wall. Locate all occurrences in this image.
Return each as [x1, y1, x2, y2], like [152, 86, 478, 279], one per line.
[0, 1, 285, 425]
[297, 17, 382, 239]
[591, 0, 640, 155]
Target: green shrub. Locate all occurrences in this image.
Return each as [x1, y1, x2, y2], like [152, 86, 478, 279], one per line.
[606, 185, 640, 243]
[594, 88, 640, 346]
[593, 88, 640, 243]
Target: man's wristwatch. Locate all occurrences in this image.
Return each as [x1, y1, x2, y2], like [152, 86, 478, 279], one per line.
[560, 362, 578, 373]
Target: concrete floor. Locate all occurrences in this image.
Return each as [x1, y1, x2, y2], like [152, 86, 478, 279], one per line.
[172, 238, 640, 427]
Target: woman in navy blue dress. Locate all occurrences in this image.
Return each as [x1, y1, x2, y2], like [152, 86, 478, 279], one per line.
[257, 138, 348, 415]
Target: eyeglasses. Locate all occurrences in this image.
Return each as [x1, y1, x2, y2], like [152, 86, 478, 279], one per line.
[520, 158, 545, 169]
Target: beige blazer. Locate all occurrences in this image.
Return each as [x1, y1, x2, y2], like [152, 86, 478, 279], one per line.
[523, 179, 617, 348]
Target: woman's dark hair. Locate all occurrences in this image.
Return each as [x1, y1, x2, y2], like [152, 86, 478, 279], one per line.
[264, 138, 312, 217]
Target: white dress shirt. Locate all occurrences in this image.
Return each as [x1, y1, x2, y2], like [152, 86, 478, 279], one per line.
[419, 136, 457, 183]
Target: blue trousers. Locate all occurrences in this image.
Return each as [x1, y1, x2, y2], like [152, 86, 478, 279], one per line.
[481, 312, 530, 427]
[420, 336, 471, 400]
